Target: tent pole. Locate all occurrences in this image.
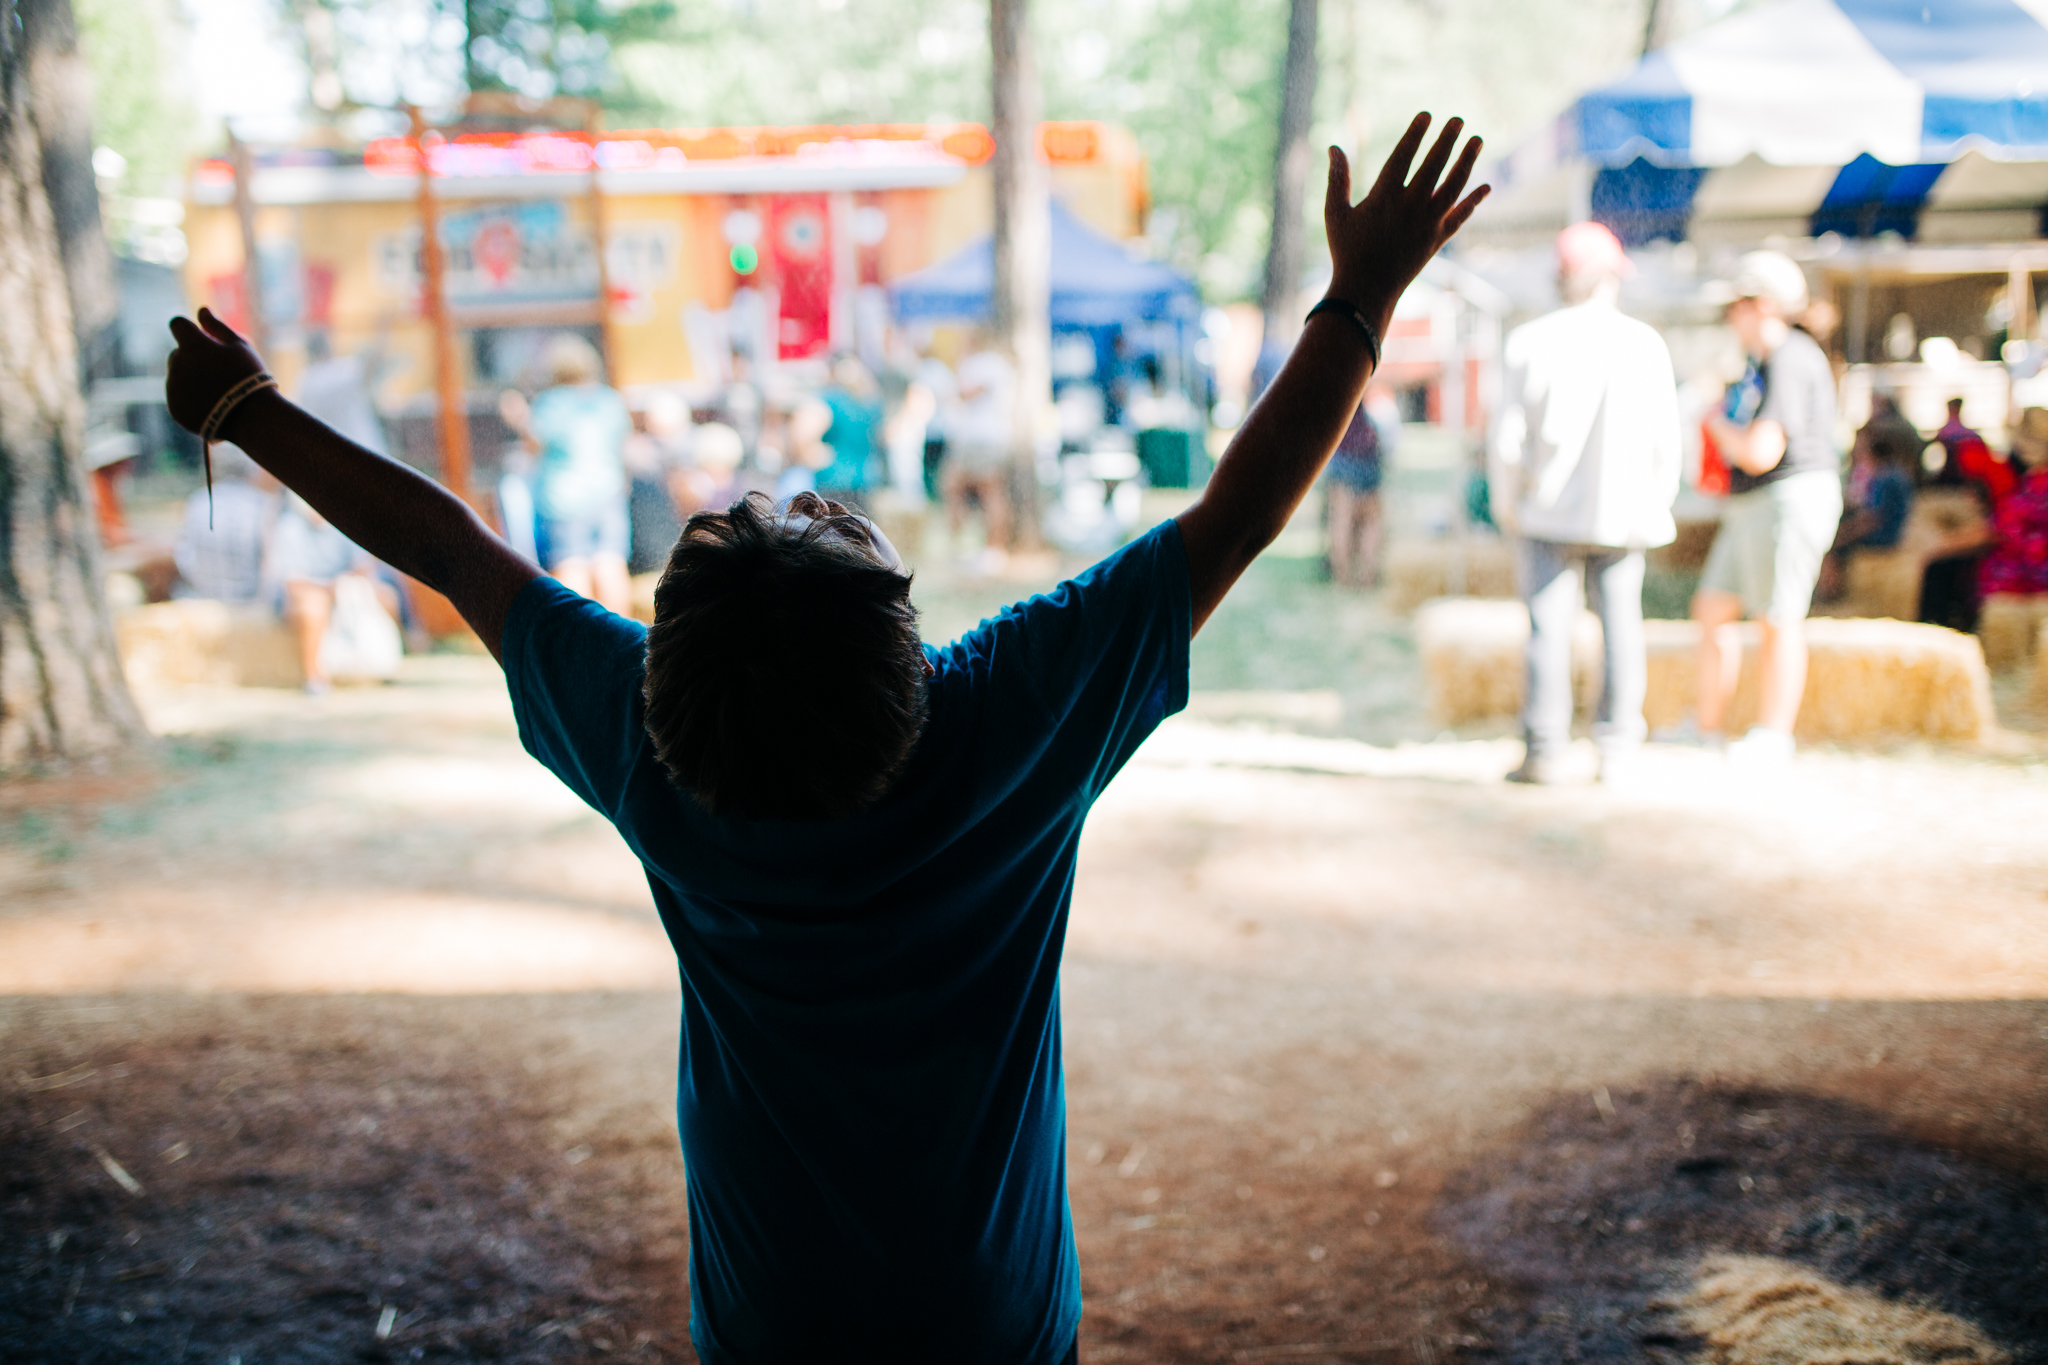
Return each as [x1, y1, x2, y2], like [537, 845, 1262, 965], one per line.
[409, 104, 473, 510]
[227, 129, 268, 354]
[1847, 242, 1871, 366]
[2010, 259, 2036, 353]
[586, 103, 617, 383]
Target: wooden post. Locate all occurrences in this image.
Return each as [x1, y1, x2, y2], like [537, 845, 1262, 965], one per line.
[1260, 0, 1318, 353]
[409, 104, 473, 508]
[227, 129, 268, 353]
[990, 0, 1049, 551]
[586, 105, 617, 381]
[2011, 259, 2036, 353]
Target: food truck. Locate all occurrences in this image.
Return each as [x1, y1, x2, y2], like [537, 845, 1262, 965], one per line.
[183, 114, 1150, 414]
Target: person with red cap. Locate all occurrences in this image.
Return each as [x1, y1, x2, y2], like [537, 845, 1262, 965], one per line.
[1489, 221, 1680, 784]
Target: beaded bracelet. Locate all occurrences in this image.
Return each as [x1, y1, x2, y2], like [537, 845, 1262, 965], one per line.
[196, 372, 277, 528]
[1304, 298, 1382, 371]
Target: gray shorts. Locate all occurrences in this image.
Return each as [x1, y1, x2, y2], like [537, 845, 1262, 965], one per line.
[947, 440, 1010, 476]
[1699, 470, 1843, 623]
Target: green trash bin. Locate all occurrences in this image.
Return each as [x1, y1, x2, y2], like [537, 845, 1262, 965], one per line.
[1137, 427, 1201, 488]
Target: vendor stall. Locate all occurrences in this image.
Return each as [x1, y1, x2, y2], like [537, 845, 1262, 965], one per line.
[891, 200, 1202, 483]
[1468, 0, 2048, 443]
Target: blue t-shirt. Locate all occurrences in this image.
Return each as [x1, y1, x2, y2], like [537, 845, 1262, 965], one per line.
[1857, 466, 1914, 548]
[529, 383, 631, 520]
[503, 520, 1192, 1365]
[817, 387, 882, 491]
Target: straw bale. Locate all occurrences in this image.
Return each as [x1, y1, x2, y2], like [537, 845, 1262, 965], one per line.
[1648, 617, 1992, 741]
[2034, 619, 2048, 712]
[1385, 538, 1516, 613]
[115, 600, 302, 690]
[1418, 600, 1995, 742]
[869, 488, 929, 570]
[1831, 490, 1997, 624]
[1680, 1254, 2008, 1365]
[1840, 547, 1923, 622]
[629, 572, 660, 625]
[1912, 486, 1990, 538]
[1978, 593, 2048, 670]
[1412, 598, 1600, 726]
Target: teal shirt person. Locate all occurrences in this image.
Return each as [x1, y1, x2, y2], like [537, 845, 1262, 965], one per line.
[503, 521, 1192, 1363]
[817, 385, 882, 493]
[529, 382, 631, 520]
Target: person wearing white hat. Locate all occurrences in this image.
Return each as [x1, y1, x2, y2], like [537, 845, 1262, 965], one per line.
[1490, 222, 1681, 784]
[1692, 250, 1841, 764]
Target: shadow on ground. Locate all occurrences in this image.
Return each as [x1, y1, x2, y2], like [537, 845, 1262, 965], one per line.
[1, 994, 689, 1365]
[1437, 1079, 2048, 1364]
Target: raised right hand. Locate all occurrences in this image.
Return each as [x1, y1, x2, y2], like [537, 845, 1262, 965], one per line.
[164, 307, 267, 435]
[1324, 113, 1488, 327]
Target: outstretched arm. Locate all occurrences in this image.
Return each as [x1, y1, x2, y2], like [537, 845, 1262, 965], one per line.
[1176, 113, 1487, 632]
[165, 310, 539, 662]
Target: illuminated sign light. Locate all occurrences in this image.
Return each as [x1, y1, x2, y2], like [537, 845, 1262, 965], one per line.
[356, 121, 1069, 177]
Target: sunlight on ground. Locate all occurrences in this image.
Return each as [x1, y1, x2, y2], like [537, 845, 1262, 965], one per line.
[10, 653, 2041, 1003]
[1076, 715, 2048, 1003]
[0, 893, 674, 994]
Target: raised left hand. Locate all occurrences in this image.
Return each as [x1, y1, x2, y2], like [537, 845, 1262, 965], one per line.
[1324, 113, 1488, 329]
[164, 307, 267, 435]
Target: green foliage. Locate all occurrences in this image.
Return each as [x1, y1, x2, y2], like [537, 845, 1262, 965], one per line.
[612, 0, 1664, 301]
[610, 0, 991, 129]
[1038, 0, 1287, 300]
[463, 0, 678, 101]
[99, 0, 1709, 306]
[73, 0, 197, 197]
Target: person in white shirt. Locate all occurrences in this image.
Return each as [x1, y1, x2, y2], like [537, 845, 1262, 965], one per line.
[944, 338, 1017, 558]
[296, 330, 391, 457]
[1489, 222, 1680, 784]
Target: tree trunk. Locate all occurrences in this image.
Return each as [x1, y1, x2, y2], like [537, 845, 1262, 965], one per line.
[21, 0, 119, 378]
[0, 0, 147, 772]
[1260, 0, 1319, 351]
[990, 0, 1048, 551]
[1641, 0, 1675, 55]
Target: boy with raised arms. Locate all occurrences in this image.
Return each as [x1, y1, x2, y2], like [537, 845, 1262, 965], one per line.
[163, 113, 1485, 1365]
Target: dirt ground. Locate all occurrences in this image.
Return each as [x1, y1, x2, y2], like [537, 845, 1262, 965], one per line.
[5, 553, 2048, 1364]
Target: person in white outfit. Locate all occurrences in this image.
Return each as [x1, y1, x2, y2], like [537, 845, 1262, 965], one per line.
[1489, 222, 1680, 784]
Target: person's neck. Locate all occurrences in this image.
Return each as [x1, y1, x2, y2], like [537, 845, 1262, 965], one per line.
[1559, 275, 1621, 308]
[1748, 316, 1791, 359]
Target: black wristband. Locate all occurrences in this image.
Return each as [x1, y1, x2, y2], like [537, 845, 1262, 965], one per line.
[1305, 298, 1382, 370]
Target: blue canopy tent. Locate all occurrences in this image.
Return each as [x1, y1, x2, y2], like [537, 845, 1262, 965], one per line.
[891, 198, 1199, 325]
[893, 200, 1206, 481]
[1474, 0, 2048, 247]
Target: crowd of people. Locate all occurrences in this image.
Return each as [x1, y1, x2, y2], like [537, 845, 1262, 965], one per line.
[1828, 392, 2048, 628]
[170, 335, 412, 694]
[168, 320, 1213, 686]
[1480, 221, 2047, 783]
[167, 235, 2048, 740]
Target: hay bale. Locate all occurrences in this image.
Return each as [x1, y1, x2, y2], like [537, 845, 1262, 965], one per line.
[1412, 597, 1600, 726]
[1840, 546, 1923, 622]
[115, 600, 301, 690]
[1681, 1254, 2008, 1365]
[1386, 538, 1516, 613]
[1418, 603, 1995, 742]
[2033, 619, 2048, 713]
[629, 572, 660, 625]
[1644, 617, 1994, 743]
[1979, 593, 2048, 671]
[1830, 491, 1999, 625]
[868, 488, 929, 570]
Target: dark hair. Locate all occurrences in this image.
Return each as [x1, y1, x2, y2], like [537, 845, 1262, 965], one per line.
[641, 493, 927, 821]
[1864, 418, 1924, 470]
